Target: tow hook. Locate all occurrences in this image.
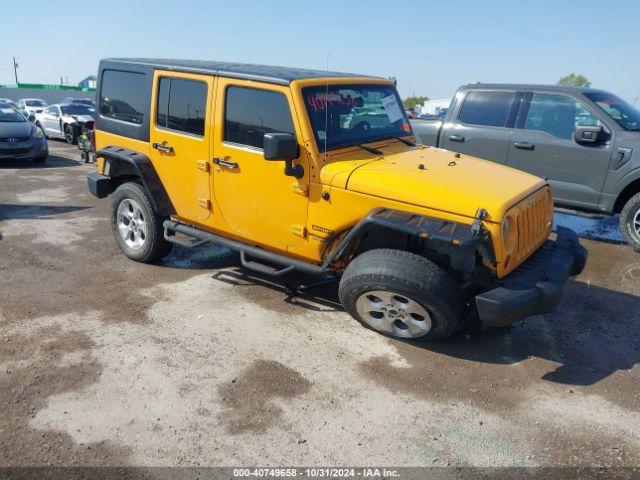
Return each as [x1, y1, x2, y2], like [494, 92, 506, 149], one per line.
[471, 208, 488, 236]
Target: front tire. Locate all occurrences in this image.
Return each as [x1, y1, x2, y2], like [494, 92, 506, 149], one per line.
[64, 124, 77, 144]
[338, 249, 463, 341]
[110, 182, 173, 263]
[620, 192, 640, 252]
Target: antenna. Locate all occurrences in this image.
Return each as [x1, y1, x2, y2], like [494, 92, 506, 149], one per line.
[324, 54, 329, 162]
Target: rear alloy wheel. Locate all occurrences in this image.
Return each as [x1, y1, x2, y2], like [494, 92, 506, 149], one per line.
[620, 192, 640, 252]
[339, 249, 463, 341]
[111, 182, 173, 263]
[64, 124, 77, 144]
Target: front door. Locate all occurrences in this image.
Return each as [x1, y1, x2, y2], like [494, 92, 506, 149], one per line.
[149, 71, 213, 222]
[41, 106, 61, 136]
[211, 79, 309, 251]
[508, 92, 611, 209]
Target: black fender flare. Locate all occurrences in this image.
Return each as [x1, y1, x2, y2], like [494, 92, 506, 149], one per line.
[322, 208, 495, 273]
[96, 146, 175, 215]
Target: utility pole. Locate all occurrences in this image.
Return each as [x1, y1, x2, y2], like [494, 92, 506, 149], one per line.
[12, 57, 18, 85]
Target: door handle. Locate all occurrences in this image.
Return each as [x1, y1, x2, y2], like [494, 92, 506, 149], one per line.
[448, 135, 465, 142]
[514, 142, 535, 150]
[152, 142, 174, 153]
[213, 157, 238, 168]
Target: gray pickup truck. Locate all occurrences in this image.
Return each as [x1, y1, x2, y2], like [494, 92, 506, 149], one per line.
[411, 84, 640, 251]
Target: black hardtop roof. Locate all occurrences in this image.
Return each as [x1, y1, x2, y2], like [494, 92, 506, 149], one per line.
[101, 58, 379, 85]
[460, 83, 610, 96]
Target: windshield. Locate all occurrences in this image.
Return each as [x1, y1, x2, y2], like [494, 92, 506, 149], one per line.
[303, 84, 412, 152]
[0, 105, 26, 122]
[70, 99, 94, 105]
[60, 105, 95, 116]
[25, 100, 46, 107]
[585, 92, 640, 131]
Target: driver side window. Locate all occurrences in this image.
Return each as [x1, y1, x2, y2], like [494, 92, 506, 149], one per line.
[224, 86, 295, 150]
[522, 93, 599, 140]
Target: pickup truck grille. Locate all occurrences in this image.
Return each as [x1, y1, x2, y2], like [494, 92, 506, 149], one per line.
[512, 187, 553, 267]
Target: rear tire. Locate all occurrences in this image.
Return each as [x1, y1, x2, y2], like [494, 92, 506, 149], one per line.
[338, 249, 463, 341]
[620, 192, 640, 252]
[110, 182, 173, 263]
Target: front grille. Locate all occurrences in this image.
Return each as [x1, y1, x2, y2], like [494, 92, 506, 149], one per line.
[0, 137, 30, 142]
[0, 147, 31, 155]
[513, 188, 553, 265]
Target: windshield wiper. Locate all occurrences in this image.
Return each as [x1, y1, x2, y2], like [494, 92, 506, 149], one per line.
[354, 143, 383, 155]
[393, 136, 416, 146]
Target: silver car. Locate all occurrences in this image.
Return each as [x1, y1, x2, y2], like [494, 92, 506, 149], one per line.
[16, 98, 48, 116]
[35, 103, 95, 144]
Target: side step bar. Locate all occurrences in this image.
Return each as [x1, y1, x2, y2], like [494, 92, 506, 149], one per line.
[163, 220, 328, 276]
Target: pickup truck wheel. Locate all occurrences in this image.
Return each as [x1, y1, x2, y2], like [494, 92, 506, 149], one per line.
[64, 124, 77, 144]
[338, 249, 463, 341]
[111, 182, 173, 263]
[620, 192, 640, 252]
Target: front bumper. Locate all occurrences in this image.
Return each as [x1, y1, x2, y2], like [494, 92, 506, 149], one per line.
[0, 137, 47, 160]
[475, 226, 587, 327]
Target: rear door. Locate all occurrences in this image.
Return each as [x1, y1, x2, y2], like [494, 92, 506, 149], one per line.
[149, 71, 213, 222]
[508, 91, 611, 208]
[440, 89, 518, 163]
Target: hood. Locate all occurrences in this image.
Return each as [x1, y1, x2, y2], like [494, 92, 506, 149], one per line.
[0, 121, 33, 139]
[325, 146, 546, 221]
[64, 114, 94, 123]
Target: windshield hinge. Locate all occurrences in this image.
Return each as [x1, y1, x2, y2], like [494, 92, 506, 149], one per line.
[471, 209, 488, 236]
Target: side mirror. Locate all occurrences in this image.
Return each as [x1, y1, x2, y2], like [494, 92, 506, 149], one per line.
[263, 133, 303, 179]
[574, 125, 607, 144]
[28, 114, 36, 122]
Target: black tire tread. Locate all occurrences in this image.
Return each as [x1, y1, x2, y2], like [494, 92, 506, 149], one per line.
[338, 248, 463, 341]
[620, 192, 640, 252]
[110, 182, 173, 263]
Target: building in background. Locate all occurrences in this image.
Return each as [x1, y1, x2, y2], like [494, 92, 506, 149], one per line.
[421, 98, 452, 116]
[78, 75, 97, 89]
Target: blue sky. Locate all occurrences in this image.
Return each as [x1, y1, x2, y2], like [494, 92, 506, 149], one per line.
[2, 0, 639, 103]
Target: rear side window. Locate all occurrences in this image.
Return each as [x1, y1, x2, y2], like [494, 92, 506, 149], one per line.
[156, 77, 207, 136]
[458, 91, 515, 127]
[224, 86, 295, 149]
[100, 70, 145, 124]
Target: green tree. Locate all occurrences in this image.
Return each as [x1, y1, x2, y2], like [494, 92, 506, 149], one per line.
[557, 73, 591, 88]
[403, 96, 429, 110]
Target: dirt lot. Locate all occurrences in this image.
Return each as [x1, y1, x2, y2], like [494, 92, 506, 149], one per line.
[1, 141, 640, 468]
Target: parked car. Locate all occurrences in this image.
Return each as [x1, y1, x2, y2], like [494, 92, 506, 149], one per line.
[16, 98, 48, 116]
[411, 84, 640, 251]
[0, 101, 48, 162]
[35, 103, 95, 144]
[0, 98, 16, 106]
[62, 97, 95, 107]
[87, 58, 586, 341]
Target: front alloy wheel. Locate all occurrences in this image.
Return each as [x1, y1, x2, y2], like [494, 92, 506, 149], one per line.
[355, 290, 432, 339]
[620, 192, 640, 252]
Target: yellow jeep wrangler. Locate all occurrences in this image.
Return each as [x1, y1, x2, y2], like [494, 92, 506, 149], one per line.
[88, 58, 587, 341]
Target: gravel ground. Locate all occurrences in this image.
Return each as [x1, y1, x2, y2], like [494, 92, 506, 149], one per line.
[1, 141, 640, 469]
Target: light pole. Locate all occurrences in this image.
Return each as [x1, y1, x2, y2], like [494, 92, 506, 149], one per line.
[12, 57, 18, 84]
